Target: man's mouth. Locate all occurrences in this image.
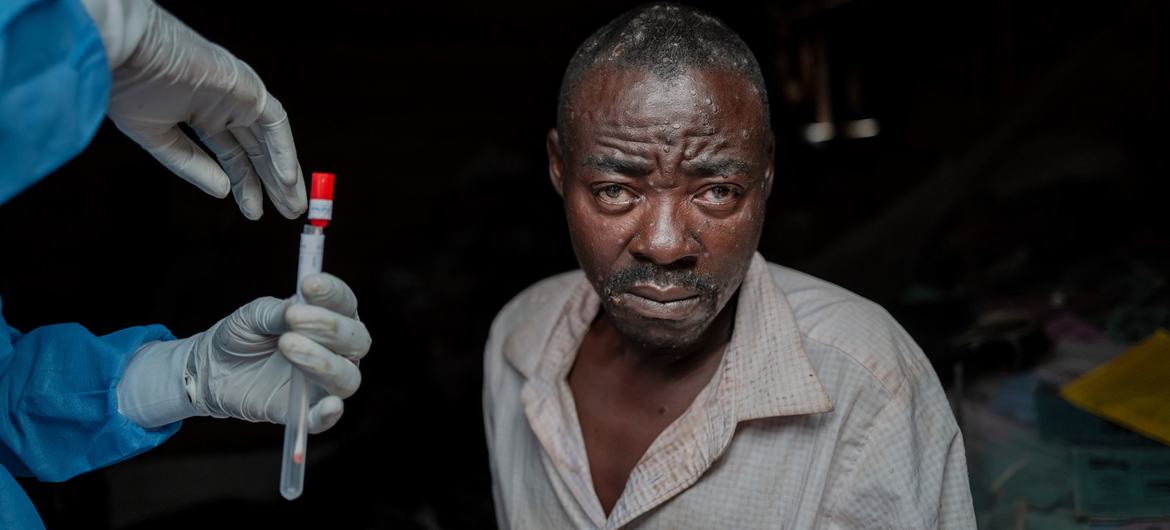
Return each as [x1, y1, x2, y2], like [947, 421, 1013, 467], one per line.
[627, 283, 700, 303]
[613, 283, 703, 320]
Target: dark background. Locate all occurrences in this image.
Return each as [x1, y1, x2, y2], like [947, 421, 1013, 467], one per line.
[2, 0, 1168, 528]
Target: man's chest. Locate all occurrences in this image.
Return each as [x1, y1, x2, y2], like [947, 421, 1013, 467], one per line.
[567, 331, 726, 515]
[568, 368, 693, 515]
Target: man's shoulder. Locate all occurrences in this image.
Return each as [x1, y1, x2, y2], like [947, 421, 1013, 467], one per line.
[492, 270, 584, 330]
[484, 270, 585, 373]
[764, 262, 933, 398]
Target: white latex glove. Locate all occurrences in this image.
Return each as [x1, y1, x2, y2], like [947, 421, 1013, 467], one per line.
[117, 273, 371, 432]
[80, 0, 306, 220]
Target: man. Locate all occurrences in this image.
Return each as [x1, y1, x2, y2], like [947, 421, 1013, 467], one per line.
[483, 3, 975, 528]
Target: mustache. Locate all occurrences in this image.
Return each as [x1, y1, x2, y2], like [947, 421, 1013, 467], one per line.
[602, 263, 718, 300]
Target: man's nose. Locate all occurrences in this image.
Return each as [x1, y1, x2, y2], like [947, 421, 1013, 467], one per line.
[628, 198, 700, 267]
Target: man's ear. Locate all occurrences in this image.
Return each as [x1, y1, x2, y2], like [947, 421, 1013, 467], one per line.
[547, 128, 567, 198]
[763, 131, 775, 198]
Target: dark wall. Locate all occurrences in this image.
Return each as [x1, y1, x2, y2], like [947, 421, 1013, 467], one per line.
[1, 0, 1166, 528]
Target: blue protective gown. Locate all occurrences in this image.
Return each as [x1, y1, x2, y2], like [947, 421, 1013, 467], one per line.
[1, 0, 180, 527]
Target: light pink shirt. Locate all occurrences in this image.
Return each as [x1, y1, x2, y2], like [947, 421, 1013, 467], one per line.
[483, 253, 975, 529]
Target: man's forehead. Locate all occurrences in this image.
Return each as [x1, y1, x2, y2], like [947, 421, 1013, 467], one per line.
[575, 66, 758, 108]
[569, 67, 764, 125]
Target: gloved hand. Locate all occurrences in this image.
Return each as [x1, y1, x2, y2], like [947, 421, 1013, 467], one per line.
[80, 0, 306, 220]
[117, 273, 371, 432]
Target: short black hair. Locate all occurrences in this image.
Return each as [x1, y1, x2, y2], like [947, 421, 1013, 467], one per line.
[556, 2, 770, 148]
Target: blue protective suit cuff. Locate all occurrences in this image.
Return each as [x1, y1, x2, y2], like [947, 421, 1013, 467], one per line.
[117, 337, 201, 428]
[0, 322, 180, 481]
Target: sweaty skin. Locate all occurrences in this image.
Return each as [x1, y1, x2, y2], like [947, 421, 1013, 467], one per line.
[548, 66, 774, 514]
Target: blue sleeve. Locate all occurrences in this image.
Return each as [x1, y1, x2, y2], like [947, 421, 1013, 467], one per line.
[0, 302, 179, 482]
[0, 0, 111, 205]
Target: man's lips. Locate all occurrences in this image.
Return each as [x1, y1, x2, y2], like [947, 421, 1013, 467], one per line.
[614, 283, 702, 321]
[626, 283, 699, 303]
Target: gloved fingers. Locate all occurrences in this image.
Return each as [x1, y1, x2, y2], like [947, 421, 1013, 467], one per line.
[284, 304, 371, 361]
[299, 273, 360, 318]
[128, 123, 231, 198]
[230, 127, 306, 219]
[278, 332, 362, 398]
[199, 129, 264, 220]
[218, 297, 290, 351]
[252, 96, 301, 188]
[307, 395, 344, 434]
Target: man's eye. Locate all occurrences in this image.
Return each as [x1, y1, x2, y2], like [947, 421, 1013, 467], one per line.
[596, 184, 636, 205]
[698, 185, 739, 205]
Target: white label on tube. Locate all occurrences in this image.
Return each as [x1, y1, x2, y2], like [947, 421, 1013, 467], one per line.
[308, 199, 333, 221]
[296, 233, 325, 302]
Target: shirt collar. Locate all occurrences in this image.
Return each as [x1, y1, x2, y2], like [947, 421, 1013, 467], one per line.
[725, 253, 834, 422]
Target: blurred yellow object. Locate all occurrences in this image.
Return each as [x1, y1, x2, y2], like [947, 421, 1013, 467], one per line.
[1061, 329, 1170, 446]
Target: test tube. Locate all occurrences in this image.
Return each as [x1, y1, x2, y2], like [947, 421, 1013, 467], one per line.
[280, 172, 334, 500]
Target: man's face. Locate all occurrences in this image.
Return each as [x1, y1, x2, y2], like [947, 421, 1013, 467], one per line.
[548, 67, 774, 350]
